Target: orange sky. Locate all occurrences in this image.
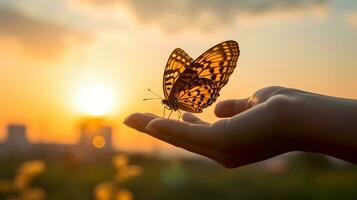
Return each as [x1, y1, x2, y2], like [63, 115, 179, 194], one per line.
[0, 0, 357, 153]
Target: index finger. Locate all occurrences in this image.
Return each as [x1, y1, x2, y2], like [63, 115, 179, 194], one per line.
[124, 113, 217, 157]
[145, 118, 214, 145]
[124, 113, 158, 132]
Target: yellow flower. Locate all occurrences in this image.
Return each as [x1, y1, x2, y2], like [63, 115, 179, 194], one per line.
[115, 165, 143, 182]
[94, 182, 115, 200]
[116, 189, 133, 200]
[113, 154, 128, 169]
[14, 160, 46, 190]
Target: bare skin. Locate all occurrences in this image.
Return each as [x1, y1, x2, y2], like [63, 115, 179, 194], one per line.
[124, 86, 357, 168]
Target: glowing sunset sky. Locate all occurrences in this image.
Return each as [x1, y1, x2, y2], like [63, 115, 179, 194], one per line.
[0, 0, 356, 153]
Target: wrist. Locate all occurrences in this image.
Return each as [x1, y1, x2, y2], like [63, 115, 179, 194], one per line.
[285, 91, 357, 160]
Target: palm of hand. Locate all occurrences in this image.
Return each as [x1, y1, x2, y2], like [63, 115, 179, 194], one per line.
[124, 86, 296, 168]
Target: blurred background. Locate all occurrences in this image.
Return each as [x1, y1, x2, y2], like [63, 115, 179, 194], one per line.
[0, 0, 357, 199]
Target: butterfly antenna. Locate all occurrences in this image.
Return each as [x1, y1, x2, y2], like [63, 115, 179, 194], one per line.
[143, 98, 161, 101]
[147, 88, 163, 99]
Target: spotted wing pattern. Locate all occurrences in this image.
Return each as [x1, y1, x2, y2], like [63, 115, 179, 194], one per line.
[173, 77, 219, 113]
[163, 40, 239, 113]
[163, 48, 194, 98]
[190, 40, 239, 89]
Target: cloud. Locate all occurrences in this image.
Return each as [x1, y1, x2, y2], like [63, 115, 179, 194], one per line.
[346, 11, 357, 28]
[0, 7, 91, 59]
[74, 0, 329, 33]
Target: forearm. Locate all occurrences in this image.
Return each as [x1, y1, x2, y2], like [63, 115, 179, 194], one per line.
[291, 91, 357, 163]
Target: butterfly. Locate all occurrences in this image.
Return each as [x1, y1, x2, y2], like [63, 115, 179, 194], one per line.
[146, 40, 240, 118]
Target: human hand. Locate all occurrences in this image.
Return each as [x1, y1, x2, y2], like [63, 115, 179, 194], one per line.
[124, 86, 300, 168]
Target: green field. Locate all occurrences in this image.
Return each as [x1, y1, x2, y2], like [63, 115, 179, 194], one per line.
[0, 153, 357, 200]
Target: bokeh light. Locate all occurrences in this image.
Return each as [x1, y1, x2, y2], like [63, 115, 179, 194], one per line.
[92, 135, 106, 148]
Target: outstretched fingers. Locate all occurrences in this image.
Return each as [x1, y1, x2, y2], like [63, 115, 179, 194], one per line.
[124, 113, 217, 157]
[214, 98, 250, 118]
[124, 113, 158, 132]
[145, 118, 214, 145]
[182, 113, 209, 125]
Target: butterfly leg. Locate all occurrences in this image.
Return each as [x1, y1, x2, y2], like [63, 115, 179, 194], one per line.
[163, 106, 171, 118]
[178, 110, 182, 121]
[168, 110, 173, 119]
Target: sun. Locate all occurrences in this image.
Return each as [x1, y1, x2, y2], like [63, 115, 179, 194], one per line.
[76, 84, 114, 116]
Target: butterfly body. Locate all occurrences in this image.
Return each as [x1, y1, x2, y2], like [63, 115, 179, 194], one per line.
[162, 98, 179, 111]
[162, 40, 240, 115]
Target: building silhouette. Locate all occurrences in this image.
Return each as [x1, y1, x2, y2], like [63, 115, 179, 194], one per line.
[3, 124, 31, 153]
[0, 119, 114, 161]
[76, 118, 113, 159]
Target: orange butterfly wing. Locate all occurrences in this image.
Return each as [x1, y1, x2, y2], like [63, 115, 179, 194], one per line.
[163, 48, 194, 99]
[173, 77, 219, 113]
[190, 40, 240, 89]
[169, 41, 239, 112]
